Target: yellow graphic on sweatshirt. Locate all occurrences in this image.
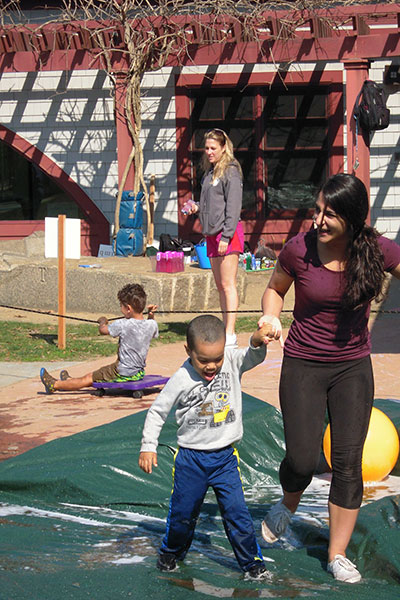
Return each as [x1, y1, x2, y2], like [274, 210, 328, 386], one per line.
[213, 392, 230, 423]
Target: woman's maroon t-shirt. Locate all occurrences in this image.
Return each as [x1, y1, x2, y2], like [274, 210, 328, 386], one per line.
[278, 230, 400, 362]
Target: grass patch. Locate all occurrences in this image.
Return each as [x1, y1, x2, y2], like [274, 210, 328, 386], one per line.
[0, 321, 119, 362]
[0, 314, 293, 362]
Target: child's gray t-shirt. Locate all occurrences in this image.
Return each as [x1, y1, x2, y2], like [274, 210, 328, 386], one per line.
[108, 318, 158, 376]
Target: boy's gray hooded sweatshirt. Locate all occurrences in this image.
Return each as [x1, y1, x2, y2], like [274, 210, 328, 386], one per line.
[140, 343, 266, 453]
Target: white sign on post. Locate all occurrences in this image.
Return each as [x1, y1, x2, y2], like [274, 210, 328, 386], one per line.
[45, 217, 81, 259]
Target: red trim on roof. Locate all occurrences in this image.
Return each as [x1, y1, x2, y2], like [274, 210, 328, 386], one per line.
[0, 6, 399, 72]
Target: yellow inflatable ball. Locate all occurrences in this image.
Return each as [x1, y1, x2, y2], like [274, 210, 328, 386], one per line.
[323, 407, 400, 483]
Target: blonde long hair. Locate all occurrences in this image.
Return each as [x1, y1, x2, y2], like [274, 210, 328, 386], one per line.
[201, 129, 242, 181]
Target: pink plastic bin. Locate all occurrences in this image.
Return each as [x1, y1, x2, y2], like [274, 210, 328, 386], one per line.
[149, 251, 184, 273]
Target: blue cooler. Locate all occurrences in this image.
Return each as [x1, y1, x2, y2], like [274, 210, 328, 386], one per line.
[116, 228, 144, 256]
[119, 191, 144, 229]
[195, 240, 211, 269]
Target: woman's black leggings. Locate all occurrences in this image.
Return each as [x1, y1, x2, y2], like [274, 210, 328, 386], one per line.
[279, 355, 374, 509]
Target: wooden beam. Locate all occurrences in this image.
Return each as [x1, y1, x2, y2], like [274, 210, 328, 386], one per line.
[352, 15, 370, 36]
[0, 7, 399, 70]
[148, 174, 155, 247]
[310, 17, 333, 39]
[343, 59, 370, 222]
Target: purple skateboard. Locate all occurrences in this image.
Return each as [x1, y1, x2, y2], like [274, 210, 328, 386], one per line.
[92, 374, 169, 398]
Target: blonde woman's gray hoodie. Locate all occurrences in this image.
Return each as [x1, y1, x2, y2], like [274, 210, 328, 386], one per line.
[140, 342, 266, 453]
[199, 163, 242, 242]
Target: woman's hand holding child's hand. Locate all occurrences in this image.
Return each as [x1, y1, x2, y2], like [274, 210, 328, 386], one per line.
[252, 322, 277, 346]
[257, 315, 284, 348]
[139, 451, 158, 474]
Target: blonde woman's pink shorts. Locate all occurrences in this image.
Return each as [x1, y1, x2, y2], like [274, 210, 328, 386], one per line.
[206, 222, 244, 258]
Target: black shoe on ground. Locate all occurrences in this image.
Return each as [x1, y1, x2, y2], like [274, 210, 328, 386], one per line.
[156, 553, 177, 572]
[59, 369, 71, 381]
[245, 563, 270, 581]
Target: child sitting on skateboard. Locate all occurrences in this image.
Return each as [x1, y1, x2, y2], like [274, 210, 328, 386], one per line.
[40, 283, 158, 394]
[138, 314, 278, 580]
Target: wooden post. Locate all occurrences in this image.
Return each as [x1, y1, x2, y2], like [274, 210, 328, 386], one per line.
[343, 59, 371, 222]
[148, 174, 156, 247]
[58, 214, 66, 350]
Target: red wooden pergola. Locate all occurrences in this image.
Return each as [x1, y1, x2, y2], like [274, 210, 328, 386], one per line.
[0, 3, 399, 249]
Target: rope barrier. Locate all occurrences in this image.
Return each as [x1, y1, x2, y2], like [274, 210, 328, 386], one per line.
[0, 304, 98, 323]
[0, 303, 399, 324]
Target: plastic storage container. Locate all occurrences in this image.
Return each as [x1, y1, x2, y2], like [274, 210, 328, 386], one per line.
[150, 251, 184, 273]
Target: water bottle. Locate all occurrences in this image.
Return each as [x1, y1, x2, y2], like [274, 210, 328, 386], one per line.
[181, 199, 195, 215]
[170, 251, 176, 273]
[165, 251, 172, 273]
[156, 252, 163, 273]
[245, 252, 252, 271]
[178, 251, 184, 272]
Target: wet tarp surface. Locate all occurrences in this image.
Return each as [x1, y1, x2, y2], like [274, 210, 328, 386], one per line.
[1, 396, 399, 599]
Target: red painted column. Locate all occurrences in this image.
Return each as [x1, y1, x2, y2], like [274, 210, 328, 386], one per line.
[343, 59, 370, 221]
[115, 74, 135, 190]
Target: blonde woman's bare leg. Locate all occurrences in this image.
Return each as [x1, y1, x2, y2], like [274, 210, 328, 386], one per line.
[210, 253, 239, 336]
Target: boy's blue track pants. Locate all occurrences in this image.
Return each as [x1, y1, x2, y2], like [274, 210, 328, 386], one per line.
[160, 445, 264, 572]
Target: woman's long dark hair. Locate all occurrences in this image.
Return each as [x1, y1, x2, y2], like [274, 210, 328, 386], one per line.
[320, 173, 385, 310]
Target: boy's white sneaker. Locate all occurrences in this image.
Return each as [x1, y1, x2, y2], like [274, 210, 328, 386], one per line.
[261, 499, 292, 543]
[225, 333, 238, 348]
[327, 554, 361, 583]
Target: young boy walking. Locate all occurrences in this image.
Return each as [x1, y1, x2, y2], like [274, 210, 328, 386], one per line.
[139, 314, 277, 580]
[40, 283, 158, 394]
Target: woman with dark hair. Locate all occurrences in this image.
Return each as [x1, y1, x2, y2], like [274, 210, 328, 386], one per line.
[185, 129, 244, 347]
[258, 173, 400, 583]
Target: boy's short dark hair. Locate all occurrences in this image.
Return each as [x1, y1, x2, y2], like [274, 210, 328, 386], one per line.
[118, 283, 147, 313]
[186, 315, 226, 350]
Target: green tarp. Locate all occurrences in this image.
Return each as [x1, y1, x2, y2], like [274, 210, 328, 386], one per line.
[0, 396, 399, 599]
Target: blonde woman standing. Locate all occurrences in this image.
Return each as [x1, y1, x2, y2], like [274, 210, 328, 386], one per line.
[187, 129, 244, 347]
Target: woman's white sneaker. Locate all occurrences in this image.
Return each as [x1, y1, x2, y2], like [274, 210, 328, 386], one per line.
[327, 554, 361, 583]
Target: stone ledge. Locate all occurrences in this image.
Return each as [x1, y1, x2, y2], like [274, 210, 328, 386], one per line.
[0, 256, 248, 314]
